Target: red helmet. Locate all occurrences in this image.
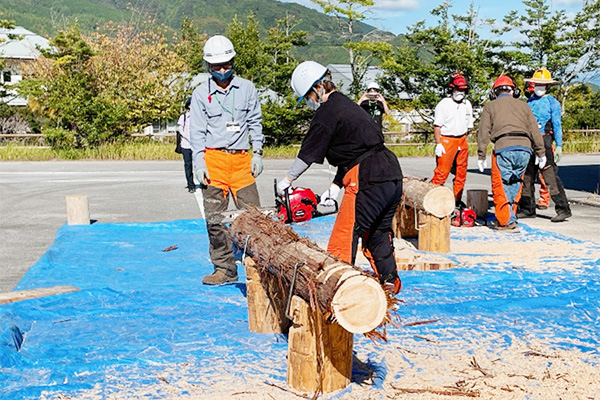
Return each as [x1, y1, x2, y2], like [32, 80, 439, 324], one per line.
[493, 75, 516, 90]
[449, 73, 469, 90]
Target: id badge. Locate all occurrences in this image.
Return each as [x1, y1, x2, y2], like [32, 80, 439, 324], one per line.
[226, 121, 241, 132]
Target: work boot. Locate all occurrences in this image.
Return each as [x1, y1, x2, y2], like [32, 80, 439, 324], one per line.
[202, 270, 237, 285]
[491, 221, 520, 233]
[551, 211, 572, 223]
[516, 211, 535, 219]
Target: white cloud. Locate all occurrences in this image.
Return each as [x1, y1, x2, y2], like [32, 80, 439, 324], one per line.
[554, 0, 584, 5]
[373, 0, 420, 10]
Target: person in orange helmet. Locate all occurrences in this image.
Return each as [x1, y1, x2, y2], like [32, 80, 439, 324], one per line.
[477, 75, 545, 232]
[431, 73, 474, 207]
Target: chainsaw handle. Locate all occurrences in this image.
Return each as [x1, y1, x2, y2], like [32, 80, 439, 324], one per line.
[315, 198, 338, 217]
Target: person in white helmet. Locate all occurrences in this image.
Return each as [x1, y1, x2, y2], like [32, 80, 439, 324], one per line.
[277, 61, 404, 295]
[190, 35, 264, 285]
[357, 81, 390, 129]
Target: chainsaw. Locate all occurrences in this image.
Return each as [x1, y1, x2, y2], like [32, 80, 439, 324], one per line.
[451, 206, 476, 227]
[220, 179, 338, 223]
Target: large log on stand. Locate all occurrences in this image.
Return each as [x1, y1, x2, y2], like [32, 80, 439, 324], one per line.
[229, 208, 388, 334]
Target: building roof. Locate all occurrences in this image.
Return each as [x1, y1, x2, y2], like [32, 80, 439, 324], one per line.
[0, 26, 50, 60]
[327, 63, 410, 99]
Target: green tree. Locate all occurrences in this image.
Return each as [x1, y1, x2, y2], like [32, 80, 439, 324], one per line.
[377, 1, 502, 122]
[227, 12, 268, 84]
[310, 0, 380, 97]
[503, 0, 600, 111]
[0, 18, 17, 105]
[18, 21, 186, 147]
[175, 18, 207, 75]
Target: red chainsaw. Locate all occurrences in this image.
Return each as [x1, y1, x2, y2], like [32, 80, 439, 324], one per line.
[274, 179, 338, 224]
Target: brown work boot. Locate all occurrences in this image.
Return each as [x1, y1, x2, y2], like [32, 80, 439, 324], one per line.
[202, 270, 237, 285]
[492, 221, 520, 233]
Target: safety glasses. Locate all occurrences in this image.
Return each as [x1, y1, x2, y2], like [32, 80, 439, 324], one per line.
[209, 61, 233, 71]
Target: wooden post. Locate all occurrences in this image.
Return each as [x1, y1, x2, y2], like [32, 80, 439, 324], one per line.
[244, 257, 290, 334]
[392, 205, 418, 239]
[287, 295, 353, 393]
[417, 213, 450, 253]
[467, 189, 489, 219]
[66, 195, 90, 225]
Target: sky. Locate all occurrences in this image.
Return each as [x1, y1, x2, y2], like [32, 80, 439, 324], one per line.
[279, 0, 586, 36]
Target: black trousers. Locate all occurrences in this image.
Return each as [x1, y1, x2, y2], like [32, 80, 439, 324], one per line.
[182, 148, 195, 189]
[519, 134, 570, 215]
[352, 179, 403, 283]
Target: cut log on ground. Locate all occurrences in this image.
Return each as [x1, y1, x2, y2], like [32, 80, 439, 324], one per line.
[402, 177, 455, 218]
[229, 208, 388, 334]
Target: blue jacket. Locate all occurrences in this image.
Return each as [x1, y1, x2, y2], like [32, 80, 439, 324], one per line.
[527, 94, 563, 147]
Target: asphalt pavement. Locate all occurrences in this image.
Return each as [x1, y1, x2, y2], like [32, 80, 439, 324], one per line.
[1, 154, 599, 292]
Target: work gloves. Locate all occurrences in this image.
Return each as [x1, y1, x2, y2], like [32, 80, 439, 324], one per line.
[277, 176, 292, 195]
[319, 184, 341, 207]
[477, 159, 487, 173]
[251, 153, 263, 177]
[435, 143, 446, 158]
[535, 155, 547, 170]
[195, 151, 210, 186]
[554, 146, 562, 163]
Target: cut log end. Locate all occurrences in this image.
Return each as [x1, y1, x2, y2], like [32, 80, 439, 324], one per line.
[422, 186, 455, 218]
[331, 275, 387, 334]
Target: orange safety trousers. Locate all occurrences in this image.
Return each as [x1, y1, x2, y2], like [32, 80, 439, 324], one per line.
[431, 135, 469, 201]
[204, 149, 255, 199]
[491, 152, 525, 226]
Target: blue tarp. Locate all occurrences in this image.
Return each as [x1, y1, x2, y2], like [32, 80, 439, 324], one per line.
[1, 217, 599, 399]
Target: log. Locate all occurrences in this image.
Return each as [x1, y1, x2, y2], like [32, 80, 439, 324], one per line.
[417, 214, 450, 253]
[402, 178, 454, 218]
[467, 189, 488, 219]
[244, 257, 290, 333]
[392, 204, 418, 239]
[0, 285, 79, 304]
[66, 194, 90, 225]
[229, 208, 388, 334]
[287, 295, 353, 393]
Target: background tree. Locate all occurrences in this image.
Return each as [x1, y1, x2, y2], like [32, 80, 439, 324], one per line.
[175, 18, 207, 76]
[18, 21, 187, 147]
[0, 18, 17, 105]
[310, 0, 380, 97]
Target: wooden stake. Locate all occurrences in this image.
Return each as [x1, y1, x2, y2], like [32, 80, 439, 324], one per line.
[467, 189, 489, 219]
[66, 194, 90, 225]
[287, 295, 353, 393]
[417, 214, 450, 253]
[244, 257, 290, 334]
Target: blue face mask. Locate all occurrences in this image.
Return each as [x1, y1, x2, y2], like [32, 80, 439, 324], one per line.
[211, 69, 234, 82]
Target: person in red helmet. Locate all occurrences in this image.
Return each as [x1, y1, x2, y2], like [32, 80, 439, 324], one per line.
[277, 61, 404, 295]
[477, 76, 545, 232]
[431, 73, 474, 207]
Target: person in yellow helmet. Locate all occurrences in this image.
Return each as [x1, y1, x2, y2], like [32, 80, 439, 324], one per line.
[518, 68, 572, 223]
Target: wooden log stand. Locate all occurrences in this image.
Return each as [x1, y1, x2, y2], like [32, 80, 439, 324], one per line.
[287, 295, 353, 393]
[66, 194, 90, 225]
[392, 178, 453, 253]
[467, 189, 489, 219]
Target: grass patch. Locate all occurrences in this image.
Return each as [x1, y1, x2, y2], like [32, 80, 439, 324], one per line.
[0, 136, 598, 161]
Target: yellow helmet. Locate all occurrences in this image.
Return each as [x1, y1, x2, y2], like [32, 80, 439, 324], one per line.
[526, 68, 558, 85]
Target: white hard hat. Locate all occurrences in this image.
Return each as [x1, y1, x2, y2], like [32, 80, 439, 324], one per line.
[203, 35, 236, 64]
[291, 61, 328, 102]
[367, 81, 380, 90]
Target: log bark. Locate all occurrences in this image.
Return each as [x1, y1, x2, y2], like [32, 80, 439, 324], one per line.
[392, 204, 419, 239]
[402, 178, 454, 218]
[287, 295, 353, 393]
[467, 189, 488, 219]
[229, 208, 388, 334]
[244, 257, 291, 333]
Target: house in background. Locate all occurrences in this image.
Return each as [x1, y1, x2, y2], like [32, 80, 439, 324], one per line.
[0, 26, 50, 106]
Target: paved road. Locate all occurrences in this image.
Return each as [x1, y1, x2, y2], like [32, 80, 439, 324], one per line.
[1, 154, 599, 292]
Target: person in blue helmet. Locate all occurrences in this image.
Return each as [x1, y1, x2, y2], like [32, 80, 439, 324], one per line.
[518, 68, 572, 223]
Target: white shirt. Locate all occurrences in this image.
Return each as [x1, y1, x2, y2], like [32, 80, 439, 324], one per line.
[177, 111, 192, 150]
[433, 97, 474, 137]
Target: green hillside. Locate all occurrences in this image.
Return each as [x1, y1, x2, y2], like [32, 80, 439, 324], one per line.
[0, 0, 397, 65]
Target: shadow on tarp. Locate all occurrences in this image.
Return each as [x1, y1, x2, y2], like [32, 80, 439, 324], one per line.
[1, 217, 599, 399]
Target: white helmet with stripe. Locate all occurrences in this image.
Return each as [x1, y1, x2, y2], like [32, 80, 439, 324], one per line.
[291, 61, 328, 102]
[203, 35, 236, 64]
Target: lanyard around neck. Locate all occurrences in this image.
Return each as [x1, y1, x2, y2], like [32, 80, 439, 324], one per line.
[214, 88, 235, 121]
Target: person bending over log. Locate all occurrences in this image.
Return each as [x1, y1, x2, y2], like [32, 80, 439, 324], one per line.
[276, 61, 404, 295]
